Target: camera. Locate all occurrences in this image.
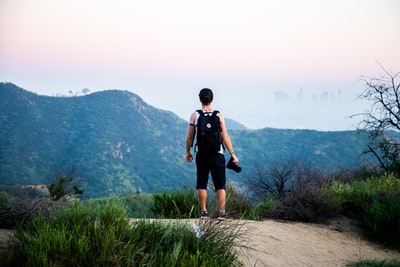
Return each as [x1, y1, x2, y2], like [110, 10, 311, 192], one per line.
[226, 157, 241, 173]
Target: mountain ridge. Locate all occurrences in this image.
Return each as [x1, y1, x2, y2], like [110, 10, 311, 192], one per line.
[0, 82, 370, 198]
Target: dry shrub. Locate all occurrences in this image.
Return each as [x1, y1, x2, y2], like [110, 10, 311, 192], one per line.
[268, 164, 337, 223]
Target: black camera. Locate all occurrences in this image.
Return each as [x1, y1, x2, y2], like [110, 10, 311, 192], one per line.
[226, 157, 241, 173]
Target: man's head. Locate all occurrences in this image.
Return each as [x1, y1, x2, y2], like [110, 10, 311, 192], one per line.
[199, 88, 213, 105]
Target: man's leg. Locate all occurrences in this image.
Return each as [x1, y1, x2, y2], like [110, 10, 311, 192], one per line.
[198, 189, 208, 211]
[216, 189, 226, 213]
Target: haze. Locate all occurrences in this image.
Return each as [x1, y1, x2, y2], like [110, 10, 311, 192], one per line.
[1, 0, 399, 130]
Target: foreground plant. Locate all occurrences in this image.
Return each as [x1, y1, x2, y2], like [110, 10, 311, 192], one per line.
[4, 200, 243, 266]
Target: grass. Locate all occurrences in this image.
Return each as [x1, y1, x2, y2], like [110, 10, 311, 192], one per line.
[3, 199, 244, 267]
[323, 173, 400, 249]
[151, 186, 200, 219]
[347, 258, 400, 267]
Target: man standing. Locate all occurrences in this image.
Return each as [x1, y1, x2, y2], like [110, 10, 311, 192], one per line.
[185, 88, 239, 219]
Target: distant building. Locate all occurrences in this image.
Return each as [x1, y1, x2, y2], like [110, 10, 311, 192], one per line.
[320, 91, 329, 102]
[274, 90, 289, 101]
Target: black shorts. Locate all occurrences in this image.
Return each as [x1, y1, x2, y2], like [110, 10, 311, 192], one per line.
[195, 152, 226, 191]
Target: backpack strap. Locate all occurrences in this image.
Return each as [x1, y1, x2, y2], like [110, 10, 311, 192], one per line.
[197, 110, 219, 116]
[213, 110, 224, 151]
[193, 110, 202, 152]
[212, 110, 219, 117]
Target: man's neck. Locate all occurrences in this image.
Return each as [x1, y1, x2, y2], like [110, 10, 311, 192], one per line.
[201, 105, 212, 112]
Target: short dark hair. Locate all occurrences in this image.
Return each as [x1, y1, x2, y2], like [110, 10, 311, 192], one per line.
[199, 88, 213, 105]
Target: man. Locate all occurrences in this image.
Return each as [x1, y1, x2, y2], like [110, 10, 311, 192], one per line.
[185, 88, 239, 219]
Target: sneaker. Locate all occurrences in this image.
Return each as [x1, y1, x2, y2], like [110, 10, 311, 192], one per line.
[217, 212, 231, 220]
[200, 210, 209, 219]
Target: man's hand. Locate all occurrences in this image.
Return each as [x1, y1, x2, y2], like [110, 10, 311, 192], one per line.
[186, 153, 193, 162]
[231, 153, 239, 163]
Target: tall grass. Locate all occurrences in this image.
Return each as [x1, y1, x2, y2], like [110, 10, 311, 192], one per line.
[362, 192, 400, 247]
[323, 173, 400, 248]
[347, 258, 400, 267]
[88, 193, 154, 218]
[150, 184, 259, 219]
[151, 186, 200, 218]
[4, 199, 243, 266]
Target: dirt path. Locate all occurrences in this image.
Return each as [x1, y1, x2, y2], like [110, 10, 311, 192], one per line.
[236, 218, 400, 267]
[1, 217, 399, 266]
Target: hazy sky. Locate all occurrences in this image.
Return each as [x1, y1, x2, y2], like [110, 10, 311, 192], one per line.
[1, 0, 399, 130]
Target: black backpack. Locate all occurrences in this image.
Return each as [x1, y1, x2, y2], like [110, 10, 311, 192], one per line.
[195, 110, 223, 153]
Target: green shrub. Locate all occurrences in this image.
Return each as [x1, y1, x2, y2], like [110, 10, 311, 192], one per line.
[348, 258, 400, 267]
[250, 198, 277, 220]
[89, 194, 154, 218]
[4, 200, 243, 266]
[361, 192, 400, 248]
[323, 173, 400, 216]
[225, 184, 253, 219]
[322, 173, 400, 248]
[47, 169, 84, 201]
[4, 200, 130, 266]
[151, 186, 199, 219]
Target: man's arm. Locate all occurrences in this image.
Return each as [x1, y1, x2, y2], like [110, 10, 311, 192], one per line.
[185, 112, 196, 162]
[218, 113, 239, 163]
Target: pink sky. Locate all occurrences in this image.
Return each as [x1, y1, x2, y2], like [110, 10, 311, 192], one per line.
[1, 0, 399, 130]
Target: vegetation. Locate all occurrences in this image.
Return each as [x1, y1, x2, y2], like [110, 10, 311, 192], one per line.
[1, 164, 399, 265]
[322, 173, 400, 249]
[0, 174, 83, 229]
[356, 65, 400, 174]
[89, 194, 154, 218]
[151, 186, 199, 219]
[3, 200, 243, 267]
[347, 258, 400, 267]
[48, 168, 84, 200]
[1, 82, 372, 199]
[0, 190, 55, 229]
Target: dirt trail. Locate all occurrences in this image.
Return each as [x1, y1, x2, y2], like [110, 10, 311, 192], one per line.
[236, 218, 400, 267]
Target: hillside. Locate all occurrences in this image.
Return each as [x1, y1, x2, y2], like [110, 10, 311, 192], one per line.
[0, 83, 372, 198]
[0, 83, 192, 198]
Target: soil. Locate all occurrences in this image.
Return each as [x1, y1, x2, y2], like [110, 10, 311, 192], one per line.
[235, 217, 400, 267]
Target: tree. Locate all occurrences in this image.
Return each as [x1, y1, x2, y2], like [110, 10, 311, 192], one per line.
[355, 64, 400, 173]
[248, 161, 294, 200]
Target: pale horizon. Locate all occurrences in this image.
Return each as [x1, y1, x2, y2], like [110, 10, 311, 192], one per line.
[1, 0, 399, 130]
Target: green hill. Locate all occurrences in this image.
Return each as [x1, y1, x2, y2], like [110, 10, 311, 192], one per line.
[0, 82, 371, 198]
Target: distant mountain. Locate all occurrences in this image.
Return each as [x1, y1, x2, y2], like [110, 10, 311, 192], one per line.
[225, 118, 247, 130]
[0, 82, 192, 198]
[0, 83, 372, 198]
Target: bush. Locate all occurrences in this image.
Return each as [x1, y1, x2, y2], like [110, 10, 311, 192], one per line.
[225, 184, 253, 219]
[323, 173, 400, 248]
[88, 194, 154, 218]
[361, 192, 400, 248]
[4, 200, 243, 266]
[151, 186, 199, 218]
[348, 258, 400, 267]
[268, 188, 336, 223]
[0, 169, 84, 229]
[250, 198, 277, 220]
[0, 189, 65, 229]
[323, 173, 400, 216]
[47, 168, 84, 201]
